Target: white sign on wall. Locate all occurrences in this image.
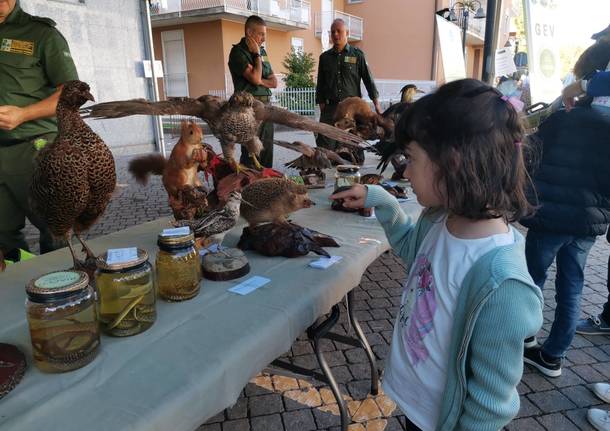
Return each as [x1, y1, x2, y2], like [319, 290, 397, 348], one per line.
[495, 48, 517, 77]
[435, 15, 466, 83]
[523, 0, 562, 103]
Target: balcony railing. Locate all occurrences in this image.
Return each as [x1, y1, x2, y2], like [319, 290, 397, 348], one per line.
[314, 10, 363, 41]
[447, 7, 486, 40]
[151, 0, 310, 27]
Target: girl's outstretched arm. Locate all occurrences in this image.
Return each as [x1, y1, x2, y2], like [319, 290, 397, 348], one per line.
[331, 185, 416, 257]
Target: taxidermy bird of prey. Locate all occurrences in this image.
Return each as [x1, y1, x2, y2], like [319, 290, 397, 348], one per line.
[369, 85, 423, 174]
[83, 92, 365, 171]
[30, 80, 116, 271]
[173, 191, 241, 248]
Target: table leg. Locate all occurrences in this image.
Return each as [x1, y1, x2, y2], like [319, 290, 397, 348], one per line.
[347, 290, 379, 395]
[269, 292, 379, 431]
[307, 305, 349, 431]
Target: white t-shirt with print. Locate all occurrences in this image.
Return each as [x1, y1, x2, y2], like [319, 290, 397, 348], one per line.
[381, 216, 515, 431]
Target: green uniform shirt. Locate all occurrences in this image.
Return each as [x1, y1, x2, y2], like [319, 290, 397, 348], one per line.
[315, 43, 379, 105]
[228, 38, 273, 97]
[0, 4, 78, 146]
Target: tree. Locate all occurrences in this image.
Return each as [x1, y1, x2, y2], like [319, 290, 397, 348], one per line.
[282, 49, 315, 88]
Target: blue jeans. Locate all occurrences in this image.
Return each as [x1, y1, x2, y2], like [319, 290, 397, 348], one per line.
[525, 230, 596, 359]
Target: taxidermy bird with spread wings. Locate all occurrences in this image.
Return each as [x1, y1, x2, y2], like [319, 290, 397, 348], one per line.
[83, 92, 365, 171]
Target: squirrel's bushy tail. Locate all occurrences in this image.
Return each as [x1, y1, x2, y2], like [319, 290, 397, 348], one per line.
[128, 154, 166, 185]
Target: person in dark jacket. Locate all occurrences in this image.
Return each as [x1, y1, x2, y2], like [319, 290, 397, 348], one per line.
[521, 106, 610, 378]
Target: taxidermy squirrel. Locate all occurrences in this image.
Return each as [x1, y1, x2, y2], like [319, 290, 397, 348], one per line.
[129, 120, 209, 219]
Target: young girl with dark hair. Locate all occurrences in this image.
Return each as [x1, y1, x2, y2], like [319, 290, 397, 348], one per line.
[331, 78, 543, 431]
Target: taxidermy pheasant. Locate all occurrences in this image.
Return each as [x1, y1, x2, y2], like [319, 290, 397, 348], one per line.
[83, 92, 365, 171]
[30, 80, 116, 272]
[129, 120, 208, 220]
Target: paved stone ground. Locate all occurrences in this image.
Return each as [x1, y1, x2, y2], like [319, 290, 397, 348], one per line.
[23, 130, 610, 431]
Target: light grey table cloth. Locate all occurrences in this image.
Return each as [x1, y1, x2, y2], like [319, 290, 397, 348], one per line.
[0, 177, 420, 431]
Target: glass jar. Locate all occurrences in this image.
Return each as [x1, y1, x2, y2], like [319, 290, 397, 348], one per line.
[95, 249, 156, 337]
[26, 270, 100, 373]
[156, 230, 202, 301]
[334, 165, 361, 191]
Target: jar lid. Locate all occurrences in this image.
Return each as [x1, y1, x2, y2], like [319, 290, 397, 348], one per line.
[157, 230, 195, 247]
[336, 165, 360, 173]
[26, 270, 89, 300]
[96, 248, 149, 271]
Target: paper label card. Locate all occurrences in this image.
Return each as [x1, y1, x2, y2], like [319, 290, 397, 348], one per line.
[199, 244, 220, 256]
[161, 227, 190, 236]
[228, 276, 271, 295]
[106, 247, 138, 265]
[309, 255, 343, 269]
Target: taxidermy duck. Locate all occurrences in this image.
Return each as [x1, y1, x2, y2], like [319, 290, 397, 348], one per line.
[173, 191, 242, 249]
[238, 222, 339, 258]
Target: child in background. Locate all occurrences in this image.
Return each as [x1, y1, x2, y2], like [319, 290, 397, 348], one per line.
[331, 79, 543, 431]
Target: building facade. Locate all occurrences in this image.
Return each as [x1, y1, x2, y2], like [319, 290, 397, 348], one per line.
[150, 0, 516, 100]
[20, 0, 157, 154]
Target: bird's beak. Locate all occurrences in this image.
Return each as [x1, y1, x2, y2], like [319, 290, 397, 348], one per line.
[85, 91, 95, 102]
[416, 89, 424, 94]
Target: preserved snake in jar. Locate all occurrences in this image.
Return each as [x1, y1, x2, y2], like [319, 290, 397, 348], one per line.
[26, 271, 100, 373]
[156, 229, 202, 301]
[95, 249, 156, 336]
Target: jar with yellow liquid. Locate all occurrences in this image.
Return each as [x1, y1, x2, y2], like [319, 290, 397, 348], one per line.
[156, 229, 201, 301]
[95, 249, 156, 337]
[26, 270, 100, 373]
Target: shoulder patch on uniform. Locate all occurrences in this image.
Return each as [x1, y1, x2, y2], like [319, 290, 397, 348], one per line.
[0, 38, 34, 56]
[29, 16, 57, 27]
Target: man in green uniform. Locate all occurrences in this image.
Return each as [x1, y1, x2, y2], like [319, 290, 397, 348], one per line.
[228, 15, 277, 168]
[0, 0, 79, 265]
[315, 18, 380, 150]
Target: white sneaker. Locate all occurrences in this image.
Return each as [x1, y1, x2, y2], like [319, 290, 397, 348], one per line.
[588, 408, 610, 431]
[592, 383, 610, 404]
[524, 336, 538, 349]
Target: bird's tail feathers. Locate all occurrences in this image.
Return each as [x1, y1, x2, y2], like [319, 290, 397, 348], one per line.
[128, 154, 166, 185]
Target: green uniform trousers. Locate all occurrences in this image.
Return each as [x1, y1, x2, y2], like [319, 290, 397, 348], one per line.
[316, 103, 338, 151]
[240, 120, 274, 168]
[0, 136, 64, 255]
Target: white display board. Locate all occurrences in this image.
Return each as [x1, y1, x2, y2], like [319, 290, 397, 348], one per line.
[523, 0, 562, 103]
[435, 15, 466, 83]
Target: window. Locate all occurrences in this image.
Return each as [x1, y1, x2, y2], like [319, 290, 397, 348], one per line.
[291, 37, 304, 54]
[347, 0, 363, 3]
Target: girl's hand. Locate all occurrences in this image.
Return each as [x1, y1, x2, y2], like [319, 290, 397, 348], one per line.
[329, 184, 367, 209]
